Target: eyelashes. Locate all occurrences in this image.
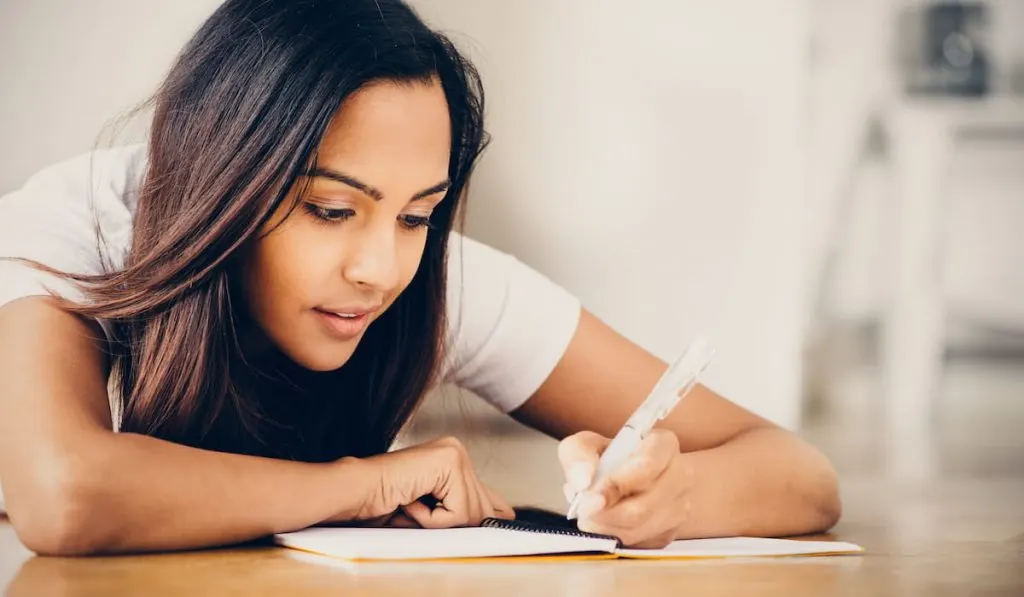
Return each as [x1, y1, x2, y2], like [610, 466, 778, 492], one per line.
[303, 203, 354, 223]
[302, 202, 435, 231]
[397, 214, 436, 231]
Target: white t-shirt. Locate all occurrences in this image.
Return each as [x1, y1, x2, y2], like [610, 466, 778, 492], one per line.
[0, 145, 581, 415]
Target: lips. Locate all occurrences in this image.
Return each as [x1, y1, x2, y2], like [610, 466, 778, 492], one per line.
[318, 304, 382, 318]
[313, 305, 379, 340]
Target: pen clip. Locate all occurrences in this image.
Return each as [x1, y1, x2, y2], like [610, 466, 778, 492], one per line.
[628, 338, 714, 434]
[565, 338, 714, 521]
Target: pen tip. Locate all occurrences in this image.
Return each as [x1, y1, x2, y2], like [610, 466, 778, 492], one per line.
[566, 498, 581, 521]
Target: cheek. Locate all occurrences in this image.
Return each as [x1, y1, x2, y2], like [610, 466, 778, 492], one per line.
[243, 218, 432, 340]
[244, 223, 335, 321]
[393, 235, 430, 291]
[399, 236, 428, 283]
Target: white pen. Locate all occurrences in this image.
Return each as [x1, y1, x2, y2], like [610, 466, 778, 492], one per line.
[565, 337, 715, 520]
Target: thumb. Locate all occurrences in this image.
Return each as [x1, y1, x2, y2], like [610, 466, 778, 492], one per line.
[558, 431, 610, 493]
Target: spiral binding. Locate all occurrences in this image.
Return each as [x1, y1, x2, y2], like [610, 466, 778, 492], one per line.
[481, 517, 620, 544]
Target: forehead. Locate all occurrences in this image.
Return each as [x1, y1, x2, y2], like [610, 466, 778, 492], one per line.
[313, 79, 452, 184]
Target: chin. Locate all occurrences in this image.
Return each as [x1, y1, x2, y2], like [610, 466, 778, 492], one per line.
[289, 343, 360, 372]
[303, 352, 357, 372]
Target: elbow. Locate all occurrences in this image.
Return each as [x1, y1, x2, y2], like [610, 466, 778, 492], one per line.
[16, 509, 108, 558]
[811, 460, 843, 533]
[817, 486, 843, 533]
[7, 461, 113, 556]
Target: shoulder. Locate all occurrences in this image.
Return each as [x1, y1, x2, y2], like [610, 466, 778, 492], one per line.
[0, 144, 148, 319]
[3, 144, 147, 240]
[441, 233, 582, 413]
[16, 144, 148, 201]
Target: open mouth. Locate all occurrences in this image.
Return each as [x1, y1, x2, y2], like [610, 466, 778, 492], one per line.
[313, 308, 371, 339]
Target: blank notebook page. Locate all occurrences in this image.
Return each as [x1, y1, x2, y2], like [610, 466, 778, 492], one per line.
[616, 537, 864, 559]
[274, 526, 619, 560]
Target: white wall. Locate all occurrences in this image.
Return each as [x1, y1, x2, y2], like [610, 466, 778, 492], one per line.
[412, 0, 809, 427]
[0, 1, 810, 428]
[0, 0, 225, 193]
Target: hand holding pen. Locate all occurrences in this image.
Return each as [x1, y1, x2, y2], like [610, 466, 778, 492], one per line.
[557, 338, 714, 548]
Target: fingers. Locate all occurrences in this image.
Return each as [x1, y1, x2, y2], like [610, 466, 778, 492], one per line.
[350, 513, 393, 528]
[407, 476, 476, 529]
[577, 453, 695, 548]
[384, 512, 421, 528]
[589, 429, 679, 510]
[402, 498, 438, 526]
[401, 436, 513, 528]
[558, 431, 610, 495]
[579, 493, 686, 549]
[404, 493, 467, 529]
[577, 470, 676, 545]
[484, 485, 515, 520]
[404, 484, 507, 528]
[361, 510, 422, 529]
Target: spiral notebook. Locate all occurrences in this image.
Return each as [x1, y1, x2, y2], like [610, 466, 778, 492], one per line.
[273, 518, 863, 562]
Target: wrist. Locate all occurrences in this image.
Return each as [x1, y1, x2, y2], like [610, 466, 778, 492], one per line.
[322, 456, 384, 523]
[670, 448, 741, 539]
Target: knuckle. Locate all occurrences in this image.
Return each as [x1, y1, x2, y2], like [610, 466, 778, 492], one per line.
[569, 431, 603, 449]
[437, 446, 463, 468]
[651, 428, 675, 441]
[434, 437, 468, 462]
[627, 456, 654, 475]
[556, 440, 574, 462]
[649, 429, 678, 450]
[605, 476, 631, 499]
[616, 502, 649, 529]
[558, 432, 592, 458]
[435, 435, 465, 450]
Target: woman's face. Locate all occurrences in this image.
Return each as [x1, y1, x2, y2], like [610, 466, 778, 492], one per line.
[241, 79, 452, 371]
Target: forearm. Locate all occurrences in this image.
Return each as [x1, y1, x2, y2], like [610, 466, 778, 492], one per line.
[0, 298, 384, 556]
[679, 427, 841, 539]
[31, 432, 374, 555]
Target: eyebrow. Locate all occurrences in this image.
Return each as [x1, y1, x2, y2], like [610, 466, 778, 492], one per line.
[310, 167, 450, 202]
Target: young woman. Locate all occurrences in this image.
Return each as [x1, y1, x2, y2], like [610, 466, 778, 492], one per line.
[0, 0, 840, 556]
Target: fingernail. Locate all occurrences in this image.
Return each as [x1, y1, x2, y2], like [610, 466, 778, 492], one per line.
[576, 518, 597, 534]
[568, 463, 594, 492]
[576, 493, 605, 520]
[562, 482, 575, 504]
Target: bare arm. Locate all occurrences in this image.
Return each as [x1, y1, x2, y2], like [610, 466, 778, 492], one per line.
[512, 308, 841, 538]
[0, 297, 376, 556]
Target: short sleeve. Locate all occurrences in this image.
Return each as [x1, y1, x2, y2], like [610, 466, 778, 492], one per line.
[0, 145, 145, 336]
[440, 234, 582, 413]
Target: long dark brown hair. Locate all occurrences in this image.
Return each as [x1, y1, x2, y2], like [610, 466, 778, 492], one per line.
[21, 0, 488, 462]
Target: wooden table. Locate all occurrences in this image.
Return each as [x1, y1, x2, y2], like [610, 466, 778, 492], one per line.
[0, 529, 856, 597]
[3, 475, 1022, 597]
[5, 385, 1024, 597]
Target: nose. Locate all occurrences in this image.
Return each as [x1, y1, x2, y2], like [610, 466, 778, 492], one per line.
[341, 221, 402, 293]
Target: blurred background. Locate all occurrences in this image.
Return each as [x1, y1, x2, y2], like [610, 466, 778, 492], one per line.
[1, 0, 1022, 513]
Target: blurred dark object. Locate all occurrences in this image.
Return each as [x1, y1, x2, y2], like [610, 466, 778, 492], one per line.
[898, 2, 991, 97]
[512, 506, 579, 530]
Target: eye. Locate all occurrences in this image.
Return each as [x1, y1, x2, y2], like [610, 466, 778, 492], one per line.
[398, 214, 436, 231]
[303, 202, 355, 224]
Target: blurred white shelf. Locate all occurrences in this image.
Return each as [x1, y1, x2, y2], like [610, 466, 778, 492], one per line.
[891, 96, 1024, 131]
[880, 93, 1024, 477]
